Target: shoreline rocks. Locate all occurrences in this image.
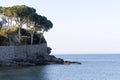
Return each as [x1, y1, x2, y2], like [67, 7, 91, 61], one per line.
[0, 55, 81, 67]
[0, 47, 81, 67]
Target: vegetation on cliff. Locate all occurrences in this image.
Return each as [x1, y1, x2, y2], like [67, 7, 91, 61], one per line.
[0, 5, 81, 66]
[0, 5, 53, 46]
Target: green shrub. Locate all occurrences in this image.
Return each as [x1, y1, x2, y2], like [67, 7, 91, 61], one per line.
[0, 27, 18, 38]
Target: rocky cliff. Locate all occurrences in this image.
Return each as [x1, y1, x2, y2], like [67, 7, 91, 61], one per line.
[0, 44, 81, 67]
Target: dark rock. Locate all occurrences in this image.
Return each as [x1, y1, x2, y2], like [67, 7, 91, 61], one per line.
[48, 55, 64, 64]
[0, 52, 81, 67]
[47, 47, 52, 55]
[64, 61, 81, 65]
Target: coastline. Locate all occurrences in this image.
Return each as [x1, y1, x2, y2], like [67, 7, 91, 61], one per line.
[0, 54, 81, 67]
[0, 44, 81, 67]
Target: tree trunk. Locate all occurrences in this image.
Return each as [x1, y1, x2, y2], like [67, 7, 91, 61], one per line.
[31, 32, 33, 45]
[39, 31, 44, 44]
[30, 28, 35, 45]
[18, 26, 21, 44]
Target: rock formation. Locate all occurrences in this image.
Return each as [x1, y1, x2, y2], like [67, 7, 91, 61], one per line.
[0, 45, 81, 67]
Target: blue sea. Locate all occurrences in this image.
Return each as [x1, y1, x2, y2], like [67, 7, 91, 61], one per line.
[0, 54, 120, 80]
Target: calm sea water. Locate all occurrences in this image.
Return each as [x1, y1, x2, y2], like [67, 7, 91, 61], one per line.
[0, 54, 120, 80]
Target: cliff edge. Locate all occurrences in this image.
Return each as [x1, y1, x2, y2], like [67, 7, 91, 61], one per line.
[0, 44, 81, 67]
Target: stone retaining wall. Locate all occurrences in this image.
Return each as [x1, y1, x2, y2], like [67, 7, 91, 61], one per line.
[0, 44, 48, 62]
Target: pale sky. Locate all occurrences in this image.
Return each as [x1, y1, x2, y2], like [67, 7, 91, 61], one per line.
[0, 0, 120, 54]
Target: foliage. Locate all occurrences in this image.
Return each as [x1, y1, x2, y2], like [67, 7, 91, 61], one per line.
[20, 29, 47, 45]
[0, 5, 53, 32]
[0, 35, 9, 46]
[0, 27, 47, 46]
[0, 27, 18, 46]
[0, 22, 2, 27]
[0, 27, 18, 38]
[0, 5, 53, 45]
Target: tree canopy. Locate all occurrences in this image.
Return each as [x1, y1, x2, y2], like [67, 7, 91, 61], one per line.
[0, 5, 53, 45]
[0, 5, 53, 30]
